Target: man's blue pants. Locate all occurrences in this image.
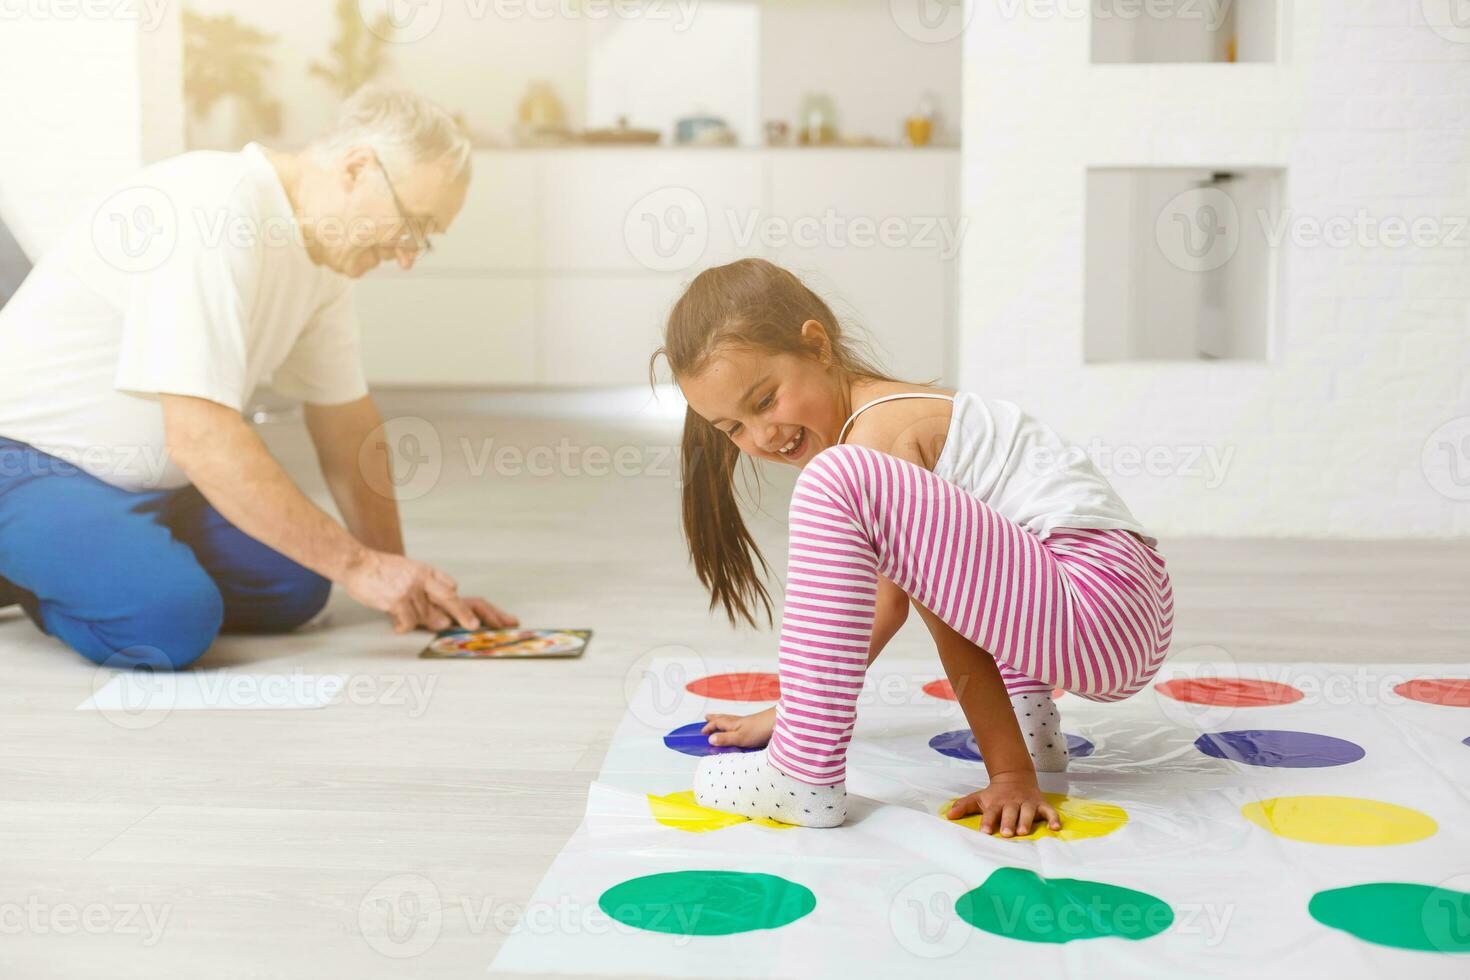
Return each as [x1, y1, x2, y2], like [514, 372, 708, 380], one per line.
[0, 437, 330, 670]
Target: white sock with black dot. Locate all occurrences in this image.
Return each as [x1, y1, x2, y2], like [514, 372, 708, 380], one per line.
[1011, 691, 1068, 772]
[692, 749, 848, 828]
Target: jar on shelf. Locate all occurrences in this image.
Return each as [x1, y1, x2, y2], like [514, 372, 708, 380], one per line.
[798, 92, 838, 146]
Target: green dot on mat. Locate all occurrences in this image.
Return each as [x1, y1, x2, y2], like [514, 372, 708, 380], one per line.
[955, 867, 1174, 944]
[598, 870, 816, 936]
[1309, 882, 1470, 953]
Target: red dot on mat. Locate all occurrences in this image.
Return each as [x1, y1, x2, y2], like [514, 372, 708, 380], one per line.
[923, 679, 1066, 701]
[923, 679, 956, 701]
[1156, 677, 1304, 707]
[1394, 678, 1470, 708]
[686, 672, 781, 701]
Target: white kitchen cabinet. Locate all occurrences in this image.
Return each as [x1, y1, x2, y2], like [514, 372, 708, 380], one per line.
[539, 276, 683, 386]
[356, 275, 539, 386]
[429, 153, 541, 272]
[358, 148, 958, 388]
[537, 149, 765, 273]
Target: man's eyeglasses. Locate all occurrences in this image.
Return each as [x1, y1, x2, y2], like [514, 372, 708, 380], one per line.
[372, 150, 433, 255]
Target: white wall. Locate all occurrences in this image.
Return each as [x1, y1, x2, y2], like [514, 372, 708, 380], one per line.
[961, 2, 1470, 537]
[586, 2, 761, 144]
[0, 13, 182, 256]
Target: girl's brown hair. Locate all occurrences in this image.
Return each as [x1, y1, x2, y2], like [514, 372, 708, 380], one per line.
[650, 258, 894, 628]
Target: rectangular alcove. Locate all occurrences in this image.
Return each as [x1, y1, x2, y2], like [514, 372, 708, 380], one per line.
[1091, 0, 1277, 63]
[1084, 167, 1282, 363]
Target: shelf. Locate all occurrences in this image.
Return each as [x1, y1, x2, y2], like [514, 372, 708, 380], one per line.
[1090, 0, 1277, 64]
[1084, 167, 1283, 363]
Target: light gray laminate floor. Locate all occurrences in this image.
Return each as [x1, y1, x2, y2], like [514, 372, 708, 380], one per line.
[1, 413, 1465, 978]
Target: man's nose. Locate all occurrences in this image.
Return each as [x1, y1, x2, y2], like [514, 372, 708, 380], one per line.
[396, 249, 418, 271]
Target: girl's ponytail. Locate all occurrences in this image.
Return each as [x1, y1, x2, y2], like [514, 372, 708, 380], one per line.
[678, 406, 772, 628]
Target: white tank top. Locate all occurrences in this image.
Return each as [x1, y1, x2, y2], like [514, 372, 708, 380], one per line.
[838, 392, 1157, 548]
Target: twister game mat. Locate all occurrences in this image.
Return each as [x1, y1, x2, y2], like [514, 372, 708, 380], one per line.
[490, 656, 1470, 977]
[420, 628, 591, 659]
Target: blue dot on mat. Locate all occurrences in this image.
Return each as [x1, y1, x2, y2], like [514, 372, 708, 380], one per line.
[1193, 729, 1365, 768]
[1462, 736, 1470, 748]
[929, 729, 1094, 763]
[663, 721, 760, 758]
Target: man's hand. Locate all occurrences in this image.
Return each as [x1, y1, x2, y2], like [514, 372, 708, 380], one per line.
[701, 707, 777, 748]
[946, 771, 1062, 837]
[342, 550, 518, 633]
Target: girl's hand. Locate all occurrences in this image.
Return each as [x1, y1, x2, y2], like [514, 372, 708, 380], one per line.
[701, 707, 777, 748]
[945, 772, 1063, 837]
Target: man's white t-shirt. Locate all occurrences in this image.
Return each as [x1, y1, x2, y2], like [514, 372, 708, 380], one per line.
[0, 143, 368, 491]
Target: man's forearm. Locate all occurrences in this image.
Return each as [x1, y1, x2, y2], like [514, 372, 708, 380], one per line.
[306, 398, 405, 555]
[166, 397, 366, 581]
[321, 454, 404, 554]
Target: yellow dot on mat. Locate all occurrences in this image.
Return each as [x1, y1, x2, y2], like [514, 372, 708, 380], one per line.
[647, 791, 797, 833]
[939, 792, 1128, 842]
[1240, 795, 1437, 847]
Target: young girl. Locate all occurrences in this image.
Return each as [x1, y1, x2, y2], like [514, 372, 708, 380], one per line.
[654, 259, 1174, 834]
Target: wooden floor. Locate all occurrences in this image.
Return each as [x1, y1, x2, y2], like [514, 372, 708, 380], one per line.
[1, 413, 1465, 978]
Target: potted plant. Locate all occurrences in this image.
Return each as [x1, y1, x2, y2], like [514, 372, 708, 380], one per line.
[182, 11, 282, 150]
[310, 0, 396, 97]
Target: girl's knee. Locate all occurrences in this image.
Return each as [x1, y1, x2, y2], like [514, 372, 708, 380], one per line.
[795, 444, 877, 504]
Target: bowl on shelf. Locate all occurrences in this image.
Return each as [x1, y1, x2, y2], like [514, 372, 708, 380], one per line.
[582, 116, 661, 145]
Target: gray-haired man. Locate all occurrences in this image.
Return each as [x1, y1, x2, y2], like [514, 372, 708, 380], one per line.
[0, 86, 516, 670]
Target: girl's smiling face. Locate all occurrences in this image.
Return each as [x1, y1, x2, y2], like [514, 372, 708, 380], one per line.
[678, 329, 847, 468]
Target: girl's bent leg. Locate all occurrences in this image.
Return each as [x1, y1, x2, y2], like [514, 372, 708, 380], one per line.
[766, 445, 1170, 775]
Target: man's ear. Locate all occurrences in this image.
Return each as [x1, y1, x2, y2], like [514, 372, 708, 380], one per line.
[339, 146, 375, 191]
[800, 319, 835, 363]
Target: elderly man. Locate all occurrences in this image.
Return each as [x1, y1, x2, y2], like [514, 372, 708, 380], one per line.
[0, 86, 515, 670]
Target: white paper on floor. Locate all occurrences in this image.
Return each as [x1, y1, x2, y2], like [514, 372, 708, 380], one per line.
[490, 658, 1470, 979]
[78, 671, 345, 711]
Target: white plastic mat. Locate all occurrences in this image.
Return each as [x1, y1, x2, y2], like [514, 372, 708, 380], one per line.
[491, 657, 1470, 978]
